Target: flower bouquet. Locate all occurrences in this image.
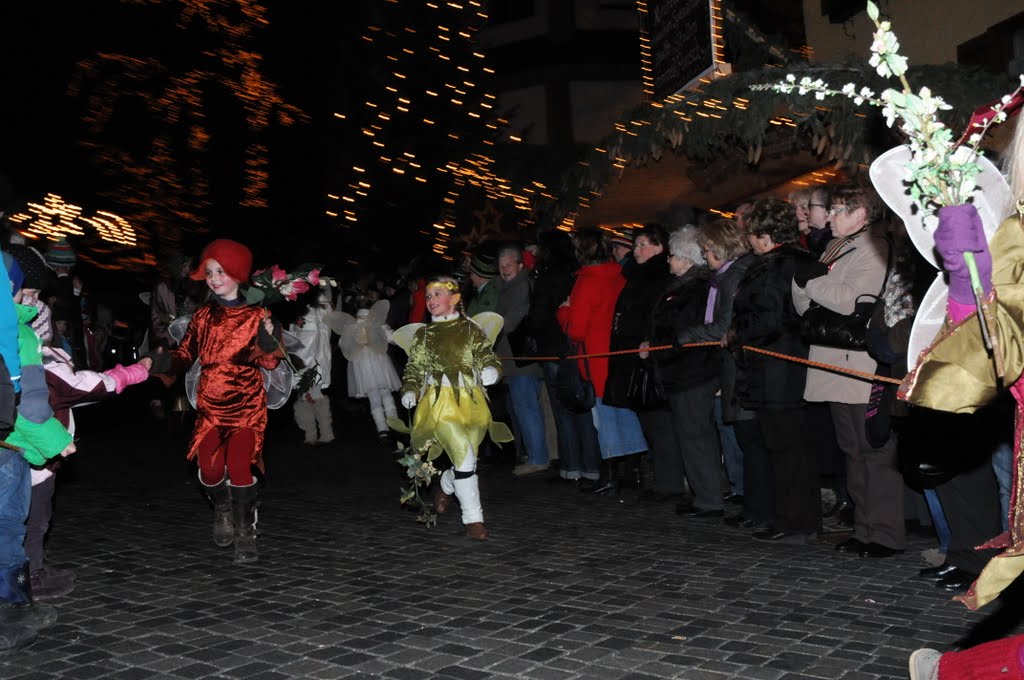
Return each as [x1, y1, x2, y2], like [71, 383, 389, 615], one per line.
[395, 435, 442, 528]
[244, 263, 335, 305]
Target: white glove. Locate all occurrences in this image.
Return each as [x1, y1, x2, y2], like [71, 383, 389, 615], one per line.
[480, 366, 499, 386]
[401, 391, 417, 409]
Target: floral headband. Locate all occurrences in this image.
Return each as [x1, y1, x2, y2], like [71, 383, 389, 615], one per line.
[426, 280, 460, 293]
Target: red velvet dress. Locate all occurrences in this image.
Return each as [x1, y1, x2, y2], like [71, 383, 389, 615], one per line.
[172, 302, 280, 468]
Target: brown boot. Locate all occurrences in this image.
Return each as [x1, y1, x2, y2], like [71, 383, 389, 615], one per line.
[434, 488, 453, 514]
[465, 522, 489, 540]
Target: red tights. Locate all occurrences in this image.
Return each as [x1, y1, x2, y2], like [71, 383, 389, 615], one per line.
[196, 428, 257, 486]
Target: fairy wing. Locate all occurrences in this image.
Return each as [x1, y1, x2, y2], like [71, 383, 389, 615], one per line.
[366, 300, 390, 354]
[470, 312, 504, 348]
[391, 323, 426, 356]
[168, 314, 192, 345]
[323, 310, 356, 337]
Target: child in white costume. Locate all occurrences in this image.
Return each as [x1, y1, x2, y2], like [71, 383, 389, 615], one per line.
[329, 300, 401, 441]
[289, 291, 335, 445]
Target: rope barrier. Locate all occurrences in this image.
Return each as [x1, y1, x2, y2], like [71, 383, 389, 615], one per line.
[501, 341, 904, 386]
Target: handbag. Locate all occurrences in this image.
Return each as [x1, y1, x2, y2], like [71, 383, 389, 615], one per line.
[799, 295, 878, 350]
[553, 342, 596, 413]
[624, 358, 666, 410]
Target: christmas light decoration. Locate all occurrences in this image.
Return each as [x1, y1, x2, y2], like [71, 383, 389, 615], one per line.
[69, 0, 306, 258]
[9, 194, 136, 247]
[331, 0, 535, 257]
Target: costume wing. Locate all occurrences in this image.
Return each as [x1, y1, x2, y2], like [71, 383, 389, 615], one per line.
[871, 144, 1012, 269]
[280, 328, 304, 354]
[391, 323, 426, 356]
[470, 312, 504, 347]
[168, 314, 192, 345]
[871, 144, 1013, 366]
[185, 360, 202, 410]
[261, 364, 294, 409]
[365, 300, 390, 355]
[323, 310, 356, 337]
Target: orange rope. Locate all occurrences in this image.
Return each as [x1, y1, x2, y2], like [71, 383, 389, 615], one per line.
[501, 342, 903, 386]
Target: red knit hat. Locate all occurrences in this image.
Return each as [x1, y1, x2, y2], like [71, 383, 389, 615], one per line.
[189, 239, 253, 283]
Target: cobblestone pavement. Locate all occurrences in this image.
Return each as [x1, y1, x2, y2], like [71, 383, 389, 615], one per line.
[1, 399, 1021, 680]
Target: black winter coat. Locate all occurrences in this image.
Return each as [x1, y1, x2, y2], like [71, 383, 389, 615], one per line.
[647, 266, 718, 395]
[524, 261, 576, 358]
[730, 244, 814, 409]
[603, 252, 672, 407]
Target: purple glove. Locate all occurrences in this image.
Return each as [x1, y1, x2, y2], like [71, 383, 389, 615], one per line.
[934, 204, 992, 304]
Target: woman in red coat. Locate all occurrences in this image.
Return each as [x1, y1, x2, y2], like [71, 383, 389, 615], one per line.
[162, 239, 282, 565]
[557, 227, 648, 491]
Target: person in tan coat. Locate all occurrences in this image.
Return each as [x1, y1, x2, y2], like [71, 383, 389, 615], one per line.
[791, 184, 905, 557]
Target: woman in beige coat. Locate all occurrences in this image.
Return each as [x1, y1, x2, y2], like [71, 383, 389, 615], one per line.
[791, 184, 904, 557]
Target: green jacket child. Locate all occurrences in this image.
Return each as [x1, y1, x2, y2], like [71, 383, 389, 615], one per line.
[5, 303, 73, 465]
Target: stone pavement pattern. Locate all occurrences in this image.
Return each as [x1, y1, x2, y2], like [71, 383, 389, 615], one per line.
[1, 399, 1021, 680]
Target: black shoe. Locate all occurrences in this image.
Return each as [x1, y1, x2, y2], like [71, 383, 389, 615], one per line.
[859, 543, 905, 558]
[590, 480, 617, 495]
[919, 564, 957, 580]
[835, 537, 866, 553]
[752, 529, 816, 544]
[936, 569, 977, 593]
[577, 479, 598, 493]
[723, 514, 747, 527]
[677, 506, 723, 518]
[723, 493, 744, 505]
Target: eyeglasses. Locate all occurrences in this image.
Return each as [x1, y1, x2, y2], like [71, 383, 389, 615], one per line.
[808, 203, 826, 209]
[827, 205, 854, 216]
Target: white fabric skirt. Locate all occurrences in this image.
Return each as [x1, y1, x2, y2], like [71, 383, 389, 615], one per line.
[347, 351, 401, 398]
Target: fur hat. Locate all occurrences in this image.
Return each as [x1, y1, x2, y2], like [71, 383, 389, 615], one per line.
[468, 253, 497, 279]
[189, 239, 253, 283]
[45, 237, 76, 268]
[7, 245, 49, 291]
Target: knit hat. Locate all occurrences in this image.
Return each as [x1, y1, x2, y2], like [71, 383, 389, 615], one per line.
[189, 239, 253, 283]
[468, 253, 497, 279]
[2, 252, 24, 292]
[609, 231, 634, 250]
[45, 237, 76, 268]
[7, 245, 49, 291]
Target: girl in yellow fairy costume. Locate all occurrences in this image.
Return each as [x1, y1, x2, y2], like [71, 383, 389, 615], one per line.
[396, 276, 510, 539]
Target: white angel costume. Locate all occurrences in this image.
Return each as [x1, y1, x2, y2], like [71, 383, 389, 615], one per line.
[327, 300, 402, 435]
[289, 291, 336, 444]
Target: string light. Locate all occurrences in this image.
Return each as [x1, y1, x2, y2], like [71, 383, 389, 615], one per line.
[10, 194, 137, 246]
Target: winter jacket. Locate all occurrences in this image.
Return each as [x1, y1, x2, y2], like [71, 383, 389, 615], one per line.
[731, 244, 814, 409]
[793, 227, 889, 404]
[524, 260, 575, 358]
[678, 253, 755, 422]
[6, 304, 72, 465]
[495, 269, 541, 377]
[604, 251, 672, 407]
[467, 280, 499, 315]
[647, 266, 718, 394]
[556, 261, 624, 398]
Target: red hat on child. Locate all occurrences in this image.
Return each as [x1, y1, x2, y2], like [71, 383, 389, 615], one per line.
[189, 239, 253, 283]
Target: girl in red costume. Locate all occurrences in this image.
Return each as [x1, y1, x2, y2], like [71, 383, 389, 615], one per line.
[156, 239, 281, 564]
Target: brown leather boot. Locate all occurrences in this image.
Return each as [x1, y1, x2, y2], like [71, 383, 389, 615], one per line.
[434, 488, 453, 514]
[465, 522, 489, 540]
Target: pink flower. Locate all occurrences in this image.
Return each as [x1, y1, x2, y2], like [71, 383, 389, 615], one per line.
[307, 269, 320, 286]
[252, 267, 266, 277]
[291, 280, 311, 296]
[270, 265, 288, 283]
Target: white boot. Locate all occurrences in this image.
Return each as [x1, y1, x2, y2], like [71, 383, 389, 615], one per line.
[293, 399, 317, 445]
[313, 397, 334, 443]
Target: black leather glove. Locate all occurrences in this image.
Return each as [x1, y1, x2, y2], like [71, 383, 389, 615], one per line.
[793, 259, 829, 288]
[144, 349, 171, 374]
[257, 319, 281, 352]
